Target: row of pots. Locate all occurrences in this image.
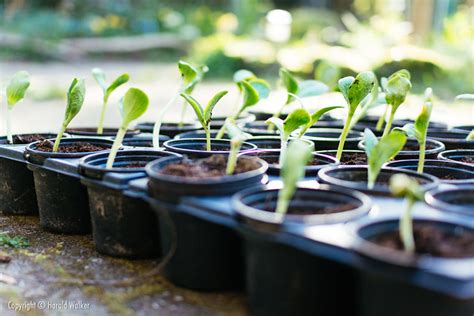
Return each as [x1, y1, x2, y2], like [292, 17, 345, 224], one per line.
[0, 127, 473, 316]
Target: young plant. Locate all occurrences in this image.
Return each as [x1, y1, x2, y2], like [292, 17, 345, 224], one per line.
[92, 68, 129, 134]
[467, 130, 474, 140]
[350, 76, 385, 128]
[180, 90, 228, 151]
[375, 77, 389, 131]
[298, 105, 343, 136]
[266, 108, 311, 165]
[153, 61, 202, 148]
[335, 71, 376, 161]
[224, 119, 252, 175]
[216, 78, 270, 139]
[382, 69, 412, 137]
[275, 140, 313, 216]
[53, 78, 86, 152]
[269, 68, 328, 128]
[5, 71, 30, 143]
[178, 65, 208, 127]
[401, 88, 433, 173]
[106, 88, 149, 169]
[389, 173, 424, 253]
[363, 128, 407, 189]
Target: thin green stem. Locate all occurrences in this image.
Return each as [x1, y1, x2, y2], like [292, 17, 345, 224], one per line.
[400, 198, 415, 253]
[417, 138, 426, 173]
[106, 126, 126, 169]
[6, 108, 12, 144]
[178, 100, 187, 128]
[382, 108, 396, 138]
[335, 112, 354, 161]
[278, 135, 289, 166]
[376, 104, 389, 131]
[268, 103, 286, 131]
[205, 128, 211, 151]
[53, 124, 67, 152]
[226, 141, 239, 175]
[275, 191, 290, 215]
[97, 98, 108, 134]
[367, 165, 377, 189]
[153, 91, 180, 148]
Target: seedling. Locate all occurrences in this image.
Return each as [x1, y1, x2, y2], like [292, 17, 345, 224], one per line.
[335, 71, 376, 161]
[275, 140, 313, 216]
[390, 173, 424, 253]
[224, 119, 252, 175]
[5, 71, 30, 143]
[467, 130, 474, 140]
[266, 108, 311, 165]
[298, 105, 343, 136]
[268, 68, 328, 129]
[216, 78, 270, 139]
[363, 128, 407, 189]
[401, 88, 433, 173]
[180, 90, 228, 151]
[0, 232, 29, 248]
[153, 61, 203, 148]
[106, 88, 149, 169]
[382, 69, 412, 137]
[92, 68, 129, 134]
[375, 77, 389, 131]
[178, 65, 208, 127]
[351, 76, 385, 128]
[53, 78, 86, 152]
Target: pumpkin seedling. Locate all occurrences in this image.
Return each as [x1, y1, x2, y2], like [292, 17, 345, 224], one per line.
[389, 173, 424, 253]
[265, 108, 311, 165]
[382, 69, 412, 137]
[53, 78, 86, 152]
[92, 68, 129, 134]
[5, 71, 30, 144]
[106, 88, 149, 169]
[268, 68, 328, 129]
[216, 77, 270, 139]
[350, 76, 385, 128]
[336, 71, 376, 161]
[275, 139, 313, 216]
[180, 90, 228, 151]
[224, 119, 252, 175]
[153, 61, 203, 148]
[363, 128, 407, 189]
[178, 65, 208, 128]
[401, 88, 433, 173]
[298, 105, 344, 136]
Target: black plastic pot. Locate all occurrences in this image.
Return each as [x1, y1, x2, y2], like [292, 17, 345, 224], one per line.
[316, 149, 367, 165]
[232, 185, 372, 316]
[427, 130, 473, 150]
[393, 119, 448, 131]
[426, 186, 474, 217]
[297, 128, 363, 151]
[25, 137, 114, 234]
[248, 110, 336, 122]
[358, 138, 445, 160]
[65, 127, 140, 138]
[242, 120, 279, 136]
[163, 138, 256, 158]
[0, 133, 59, 215]
[452, 125, 474, 132]
[135, 122, 201, 138]
[353, 218, 474, 316]
[79, 150, 180, 258]
[318, 166, 439, 196]
[385, 159, 474, 185]
[121, 135, 169, 148]
[208, 113, 256, 129]
[174, 129, 228, 140]
[245, 136, 314, 150]
[240, 149, 338, 176]
[438, 149, 474, 165]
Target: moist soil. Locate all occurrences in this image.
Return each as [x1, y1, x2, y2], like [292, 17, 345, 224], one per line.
[117, 161, 148, 169]
[372, 223, 474, 258]
[159, 155, 260, 178]
[402, 142, 436, 151]
[460, 157, 474, 164]
[325, 152, 367, 165]
[440, 174, 458, 180]
[35, 140, 109, 153]
[257, 154, 321, 166]
[12, 134, 50, 144]
[260, 202, 358, 215]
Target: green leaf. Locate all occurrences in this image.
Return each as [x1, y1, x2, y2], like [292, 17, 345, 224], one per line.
[384, 69, 412, 109]
[181, 93, 204, 126]
[92, 68, 107, 91]
[249, 78, 270, 99]
[239, 80, 260, 110]
[315, 61, 340, 89]
[413, 102, 432, 141]
[120, 88, 149, 126]
[178, 60, 199, 93]
[297, 80, 329, 98]
[282, 108, 311, 137]
[184, 64, 208, 94]
[363, 128, 378, 160]
[280, 68, 298, 104]
[233, 69, 256, 83]
[347, 71, 376, 113]
[225, 119, 252, 142]
[105, 73, 129, 101]
[467, 130, 474, 140]
[64, 78, 86, 126]
[6, 71, 30, 108]
[338, 76, 355, 105]
[204, 90, 228, 124]
[265, 117, 284, 135]
[401, 123, 418, 139]
[390, 173, 424, 201]
[309, 106, 343, 126]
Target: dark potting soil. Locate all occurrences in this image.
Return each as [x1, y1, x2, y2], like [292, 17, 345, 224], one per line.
[440, 174, 458, 180]
[402, 142, 436, 151]
[257, 154, 321, 166]
[118, 161, 148, 169]
[371, 223, 474, 258]
[35, 140, 109, 153]
[159, 154, 260, 178]
[12, 134, 49, 144]
[460, 157, 474, 164]
[259, 201, 358, 215]
[325, 152, 367, 165]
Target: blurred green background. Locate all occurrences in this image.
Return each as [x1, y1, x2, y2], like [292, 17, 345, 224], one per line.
[0, 0, 473, 99]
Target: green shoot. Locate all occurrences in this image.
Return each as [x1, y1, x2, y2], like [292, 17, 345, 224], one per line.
[467, 130, 474, 140]
[92, 68, 129, 134]
[401, 88, 433, 173]
[382, 69, 412, 137]
[298, 105, 343, 136]
[351, 76, 384, 128]
[53, 78, 86, 152]
[363, 128, 407, 189]
[265, 108, 311, 165]
[0, 232, 29, 248]
[375, 77, 389, 131]
[180, 90, 228, 151]
[153, 61, 201, 148]
[389, 173, 424, 253]
[106, 88, 149, 169]
[335, 71, 376, 161]
[225, 119, 252, 175]
[178, 65, 208, 127]
[275, 140, 313, 216]
[5, 71, 30, 144]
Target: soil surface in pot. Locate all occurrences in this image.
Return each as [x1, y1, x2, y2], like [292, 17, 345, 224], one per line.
[118, 161, 148, 169]
[258, 201, 358, 215]
[325, 152, 367, 165]
[159, 155, 260, 178]
[402, 142, 436, 151]
[371, 223, 474, 258]
[256, 154, 321, 166]
[11, 134, 50, 144]
[35, 140, 109, 153]
[461, 157, 474, 164]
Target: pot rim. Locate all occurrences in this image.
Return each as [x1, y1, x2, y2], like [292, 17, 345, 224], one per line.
[0, 133, 64, 146]
[294, 127, 364, 141]
[163, 138, 257, 155]
[425, 186, 474, 216]
[358, 137, 445, 155]
[438, 149, 474, 164]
